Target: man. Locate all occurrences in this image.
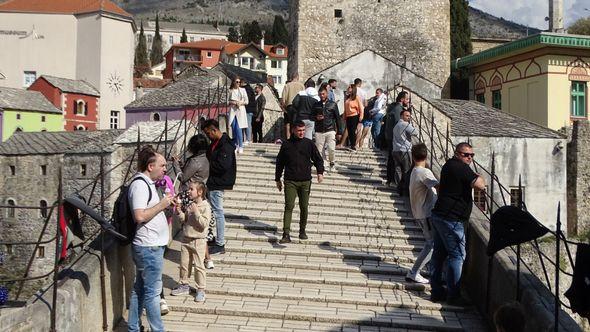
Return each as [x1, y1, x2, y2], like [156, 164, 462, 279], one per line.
[327, 79, 337, 103]
[392, 109, 416, 195]
[406, 143, 437, 284]
[243, 79, 257, 145]
[266, 75, 280, 100]
[430, 142, 486, 306]
[252, 84, 266, 143]
[313, 86, 343, 172]
[384, 91, 410, 186]
[128, 146, 175, 332]
[292, 80, 319, 140]
[275, 121, 325, 243]
[281, 73, 305, 140]
[201, 119, 237, 255]
[370, 88, 387, 145]
[354, 78, 367, 107]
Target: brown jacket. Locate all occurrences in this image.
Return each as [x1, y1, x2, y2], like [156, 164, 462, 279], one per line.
[181, 200, 211, 239]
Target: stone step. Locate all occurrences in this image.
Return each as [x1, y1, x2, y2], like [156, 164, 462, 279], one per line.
[243, 144, 388, 158]
[230, 185, 402, 203]
[238, 159, 388, 176]
[237, 166, 387, 184]
[236, 172, 386, 187]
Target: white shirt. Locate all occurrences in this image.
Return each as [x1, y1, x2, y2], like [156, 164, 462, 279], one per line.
[409, 166, 439, 219]
[129, 172, 169, 247]
[357, 87, 367, 104]
[372, 94, 387, 114]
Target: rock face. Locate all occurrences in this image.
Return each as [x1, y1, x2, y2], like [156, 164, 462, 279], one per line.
[289, 0, 450, 91]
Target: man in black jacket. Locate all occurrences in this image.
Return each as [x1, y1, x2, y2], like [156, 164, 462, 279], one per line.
[291, 80, 319, 140]
[252, 84, 266, 143]
[243, 79, 257, 145]
[201, 119, 237, 255]
[275, 121, 325, 243]
[313, 86, 343, 172]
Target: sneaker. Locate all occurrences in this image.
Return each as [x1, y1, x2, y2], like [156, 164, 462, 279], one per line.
[329, 162, 335, 172]
[195, 289, 206, 303]
[405, 272, 429, 284]
[299, 230, 308, 240]
[278, 233, 291, 244]
[244, 141, 250, 146]
[205, 260, 215, 269]
[238, 147, 244, 154]
[170, 284, 190, 296]
[160, 299, 169, 315]
[209, 244, 225, 255]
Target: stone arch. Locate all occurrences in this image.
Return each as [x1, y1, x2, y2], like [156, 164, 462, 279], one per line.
[489, 74, 502, 91]
[6, 198, 16, 218]
[475, 78, 486, 94]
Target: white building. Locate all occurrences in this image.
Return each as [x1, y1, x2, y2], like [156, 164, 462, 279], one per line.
[141, 21, 229, 53]
[0, 0, 135, 130]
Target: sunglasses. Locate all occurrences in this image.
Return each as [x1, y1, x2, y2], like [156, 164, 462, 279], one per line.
[459, 152, 475, 158]
[235, 80, 241, 83]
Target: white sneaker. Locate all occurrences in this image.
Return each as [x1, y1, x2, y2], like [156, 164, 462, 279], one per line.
[405, 272, 429, 284]
[205, 260, 214, 269]
[244, 141, 250, 146]
[160, 298, 169, 315]
[238, 147, 244, 154]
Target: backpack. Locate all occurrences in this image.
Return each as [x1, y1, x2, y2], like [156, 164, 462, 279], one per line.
[112, 176, 152, 245]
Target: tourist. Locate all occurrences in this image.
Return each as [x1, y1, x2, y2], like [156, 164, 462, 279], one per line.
[170, 180, 211, 303]
[266, 75, 280, 100]
[228, 76, 248, 154]
[127, 146, 174, 332]
[354, 78, 367, 107]
[405, 143, 437, 284]
[357, 92, 379, 150]
[494, 302, 526, 332]
[384, 91, 410, 186]
[343, 84, 364, 150]
[370, 88, 387, 145]
[430, 142, 486, 306]
[252, 84, 266, 143]
[281, 73, 305, 140]
[327, 79, 337, 103]
[243, 78, 257, 146]
[292, 80, 320, 139]
[275, 121, 325, 243]
[201, 119, 237, 255]
[313, 85, 343, 172]
[392, 109, 416, 195]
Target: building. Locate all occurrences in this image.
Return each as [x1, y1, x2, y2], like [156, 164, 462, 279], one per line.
[0, 87, 62, 141]
[163, 39, 229, 78]
[453, 32, 590, 131]
[140, 20, 229, 53]
[0, 0, 136, 130]
[28, 75, 100, 131]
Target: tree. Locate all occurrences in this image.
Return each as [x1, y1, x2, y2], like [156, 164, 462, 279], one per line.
[240, 20, 262, 44]
[270, 15, 289, 45]
[150, 14, 164, 65]
[227, 26, 240, 42]
[450, 0, 472, 99]
[180, 27, 188, 43]
[240, 21, 251, 43]
[134, 21, 150, 77]
[568, 17, 590, 36]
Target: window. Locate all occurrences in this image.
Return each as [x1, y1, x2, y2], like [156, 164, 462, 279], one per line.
[271, 60, 282, 69]
[41, 128, 47, 132]
[40, 200, 48, 218]
[334, 9, 343, 18]
[473, 187, 487, 213]
[241, 57, 251, 66]
[37, 246, 45, 258]
[276, 48, 284, 55]
[75, 124, 86, 131]
[169, 35, 174, 45]
[476, 93, 485, 104]
[16, 113, 21, 120]
[23, 71, 36, 87]
[510, 187, 525, 207]
[76, 100, 87, 115]
[80, 164, 87, 176]
[152, 112, 161, 121]
[5, 245, 13, 255]
[9, 165, 15, 176]
[6, 199, 16, 218]
[190, 36, 195, 42]
[272, 75, 282, 84]
[40, 165, 47, 176]
[41, 115, 46, 122]
[110, 111, 119, 129]
[571, 81, 587, 117]
[492, 90, 502, 110]
[206, 51, 213, 58]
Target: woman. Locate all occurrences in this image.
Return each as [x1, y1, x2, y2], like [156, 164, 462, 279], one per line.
[343, 84, 364, 150]
[229, 76, 249, 154]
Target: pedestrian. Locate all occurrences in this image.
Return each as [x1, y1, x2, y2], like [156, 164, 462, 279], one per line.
[201, 119, 237, 255]
[327, 79, 337, 103]
[281, 72, 305, 140]
[292, 80, 319, 140]
[392, 109, 416, 196]
[354, 78, 367, 107]
[313, 85, 343, 172]
[275, 121, 325, 243]
[252, 84, 266, 143]
[430, 142, 486, 306]
[243, 79, 257, 146]
[170, 180, 211, 303]
[127, 146, 174, 332]
[384, 91, 410, 186]
[370, 88, 387, 145]
[228, 76, 249, 154]
[266, 75, 280, 100]
[357, 92, 378, 150]
[343, 84, 364, 150]
[405, 143, 437, 284]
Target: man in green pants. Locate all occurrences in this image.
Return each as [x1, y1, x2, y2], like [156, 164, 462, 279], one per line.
[275, 121, 325, 243]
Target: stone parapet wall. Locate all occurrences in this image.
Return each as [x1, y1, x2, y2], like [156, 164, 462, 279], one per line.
[567, 120, 590, 237]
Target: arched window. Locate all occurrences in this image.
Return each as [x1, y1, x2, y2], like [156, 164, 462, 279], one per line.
[76, 100, 87, 115]
[152, 112, 161, 121]
[76, 124, 86, 131]
[6, 199, 16, 218]
[39, 200, 48, 218]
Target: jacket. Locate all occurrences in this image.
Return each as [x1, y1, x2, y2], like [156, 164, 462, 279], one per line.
[291, 94, 316, 121]
[384, 102, 403, 144]
[206, 133, 237, 190]
[178, 152, 209, 191]
[244, 84, 257, 114]
[313, 100, 343, 134]
[254, 94, 266, 121]
[275, 136, 325, 182]
[181, 200, 211, 239]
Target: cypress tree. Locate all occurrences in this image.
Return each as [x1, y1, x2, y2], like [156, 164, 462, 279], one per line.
[150, 14, 164, 65]
[249, 20, 263, 44]
[271, 15, 289, 45]
[227, 26, 240, 42]
[450, 0, 472, 99]
[240, 21, 251, 43]
[134, 21, 150, 77]
[180, 27, 188, 43]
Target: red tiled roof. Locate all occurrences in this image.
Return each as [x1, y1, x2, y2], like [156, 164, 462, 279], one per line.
[223, 42, 247, 55]
[264, 44, 288, 58]
[170, 39, 230, 51]
[0, 0, 132, 18]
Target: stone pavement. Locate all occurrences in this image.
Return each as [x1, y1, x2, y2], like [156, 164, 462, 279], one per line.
[119, 144, 487, 331]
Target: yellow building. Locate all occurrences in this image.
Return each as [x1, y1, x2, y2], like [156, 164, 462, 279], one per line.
[453, 32, 590, 131]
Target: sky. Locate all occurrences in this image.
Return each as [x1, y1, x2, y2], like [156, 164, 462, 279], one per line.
[470, 0, 589, 30]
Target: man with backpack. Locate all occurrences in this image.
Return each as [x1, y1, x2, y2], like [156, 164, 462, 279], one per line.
[127, 146, 175, 332]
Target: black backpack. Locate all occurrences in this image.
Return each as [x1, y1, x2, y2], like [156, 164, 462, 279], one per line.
[112, 177, 152, 245]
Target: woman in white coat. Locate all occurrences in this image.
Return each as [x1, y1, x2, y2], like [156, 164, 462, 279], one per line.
[229, 76, 249, 153]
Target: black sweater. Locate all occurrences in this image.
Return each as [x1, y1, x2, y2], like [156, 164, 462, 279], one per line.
[275, 136, 325, 182]
[206, 133, 237, 190]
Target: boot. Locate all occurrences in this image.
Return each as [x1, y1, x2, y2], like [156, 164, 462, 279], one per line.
[299, 229, 308, 240]
[279, 232, 291, 244]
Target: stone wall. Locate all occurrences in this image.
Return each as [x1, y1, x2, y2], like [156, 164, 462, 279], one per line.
[567, 120, 590, 237]
[289, 0, 450, 92]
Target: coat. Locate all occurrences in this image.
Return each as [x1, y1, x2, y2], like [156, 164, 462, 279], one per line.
[229, 87, 248, 129]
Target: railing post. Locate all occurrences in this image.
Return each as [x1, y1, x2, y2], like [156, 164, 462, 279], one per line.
[516, 175, 523, 301]
[430, 113, 434, 168]
[445, 123, 450, 159]
[50, 167, 62, 332]
[418, 103, 423, 142]
[555, 202, 561, 332]
[486, 152, 496, 312]
[183, 109, 188, 159]
[164, 113, 168, 157]
[99, 155, 108, 331]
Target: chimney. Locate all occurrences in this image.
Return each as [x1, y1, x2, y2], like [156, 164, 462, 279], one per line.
[549, 0, 564, 32]
[260, 31, 265, 50]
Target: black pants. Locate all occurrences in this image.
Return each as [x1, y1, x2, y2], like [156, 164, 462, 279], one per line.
[346, 115, 359, 148]
[386, 146, 396, 184]
[392, 150, 412, 195]
[252, 119, 264, 143]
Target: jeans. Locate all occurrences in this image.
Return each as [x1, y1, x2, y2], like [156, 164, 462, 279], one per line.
[209, 190, 226, 246]
[430, 212, 466, 300]
[283, 180, 311, 233]
[231, 118, 243, 148]
[409, 218, 434, 276]
[128, 245, 165, 332]
[314, 131, 336, 163]
[302, 119, 315, 140]
[392, 150, 412, 194]
[371, 112, 384, 143]
[245, 113, 253, 142]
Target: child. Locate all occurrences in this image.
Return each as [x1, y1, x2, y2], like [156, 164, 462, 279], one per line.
[170, 180, 211, 303]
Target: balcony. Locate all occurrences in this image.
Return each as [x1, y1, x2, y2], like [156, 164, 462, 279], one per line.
[174, 54, 202, 63]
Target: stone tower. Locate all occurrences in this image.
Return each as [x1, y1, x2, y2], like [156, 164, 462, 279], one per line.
[548, 0, 564, 32]
[289, 0, 451, 92]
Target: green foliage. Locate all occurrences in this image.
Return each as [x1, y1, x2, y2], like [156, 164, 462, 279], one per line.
[270, 15, 289, 45]
[150, 14, 164, 66]
[134, 21, 151, 77]
[227, 26, 240, 42]
[240, 20, 263, 44]
[450, 0, 472, 59]
[568, 17, 590, 35]
[180, 28, 188, 43]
